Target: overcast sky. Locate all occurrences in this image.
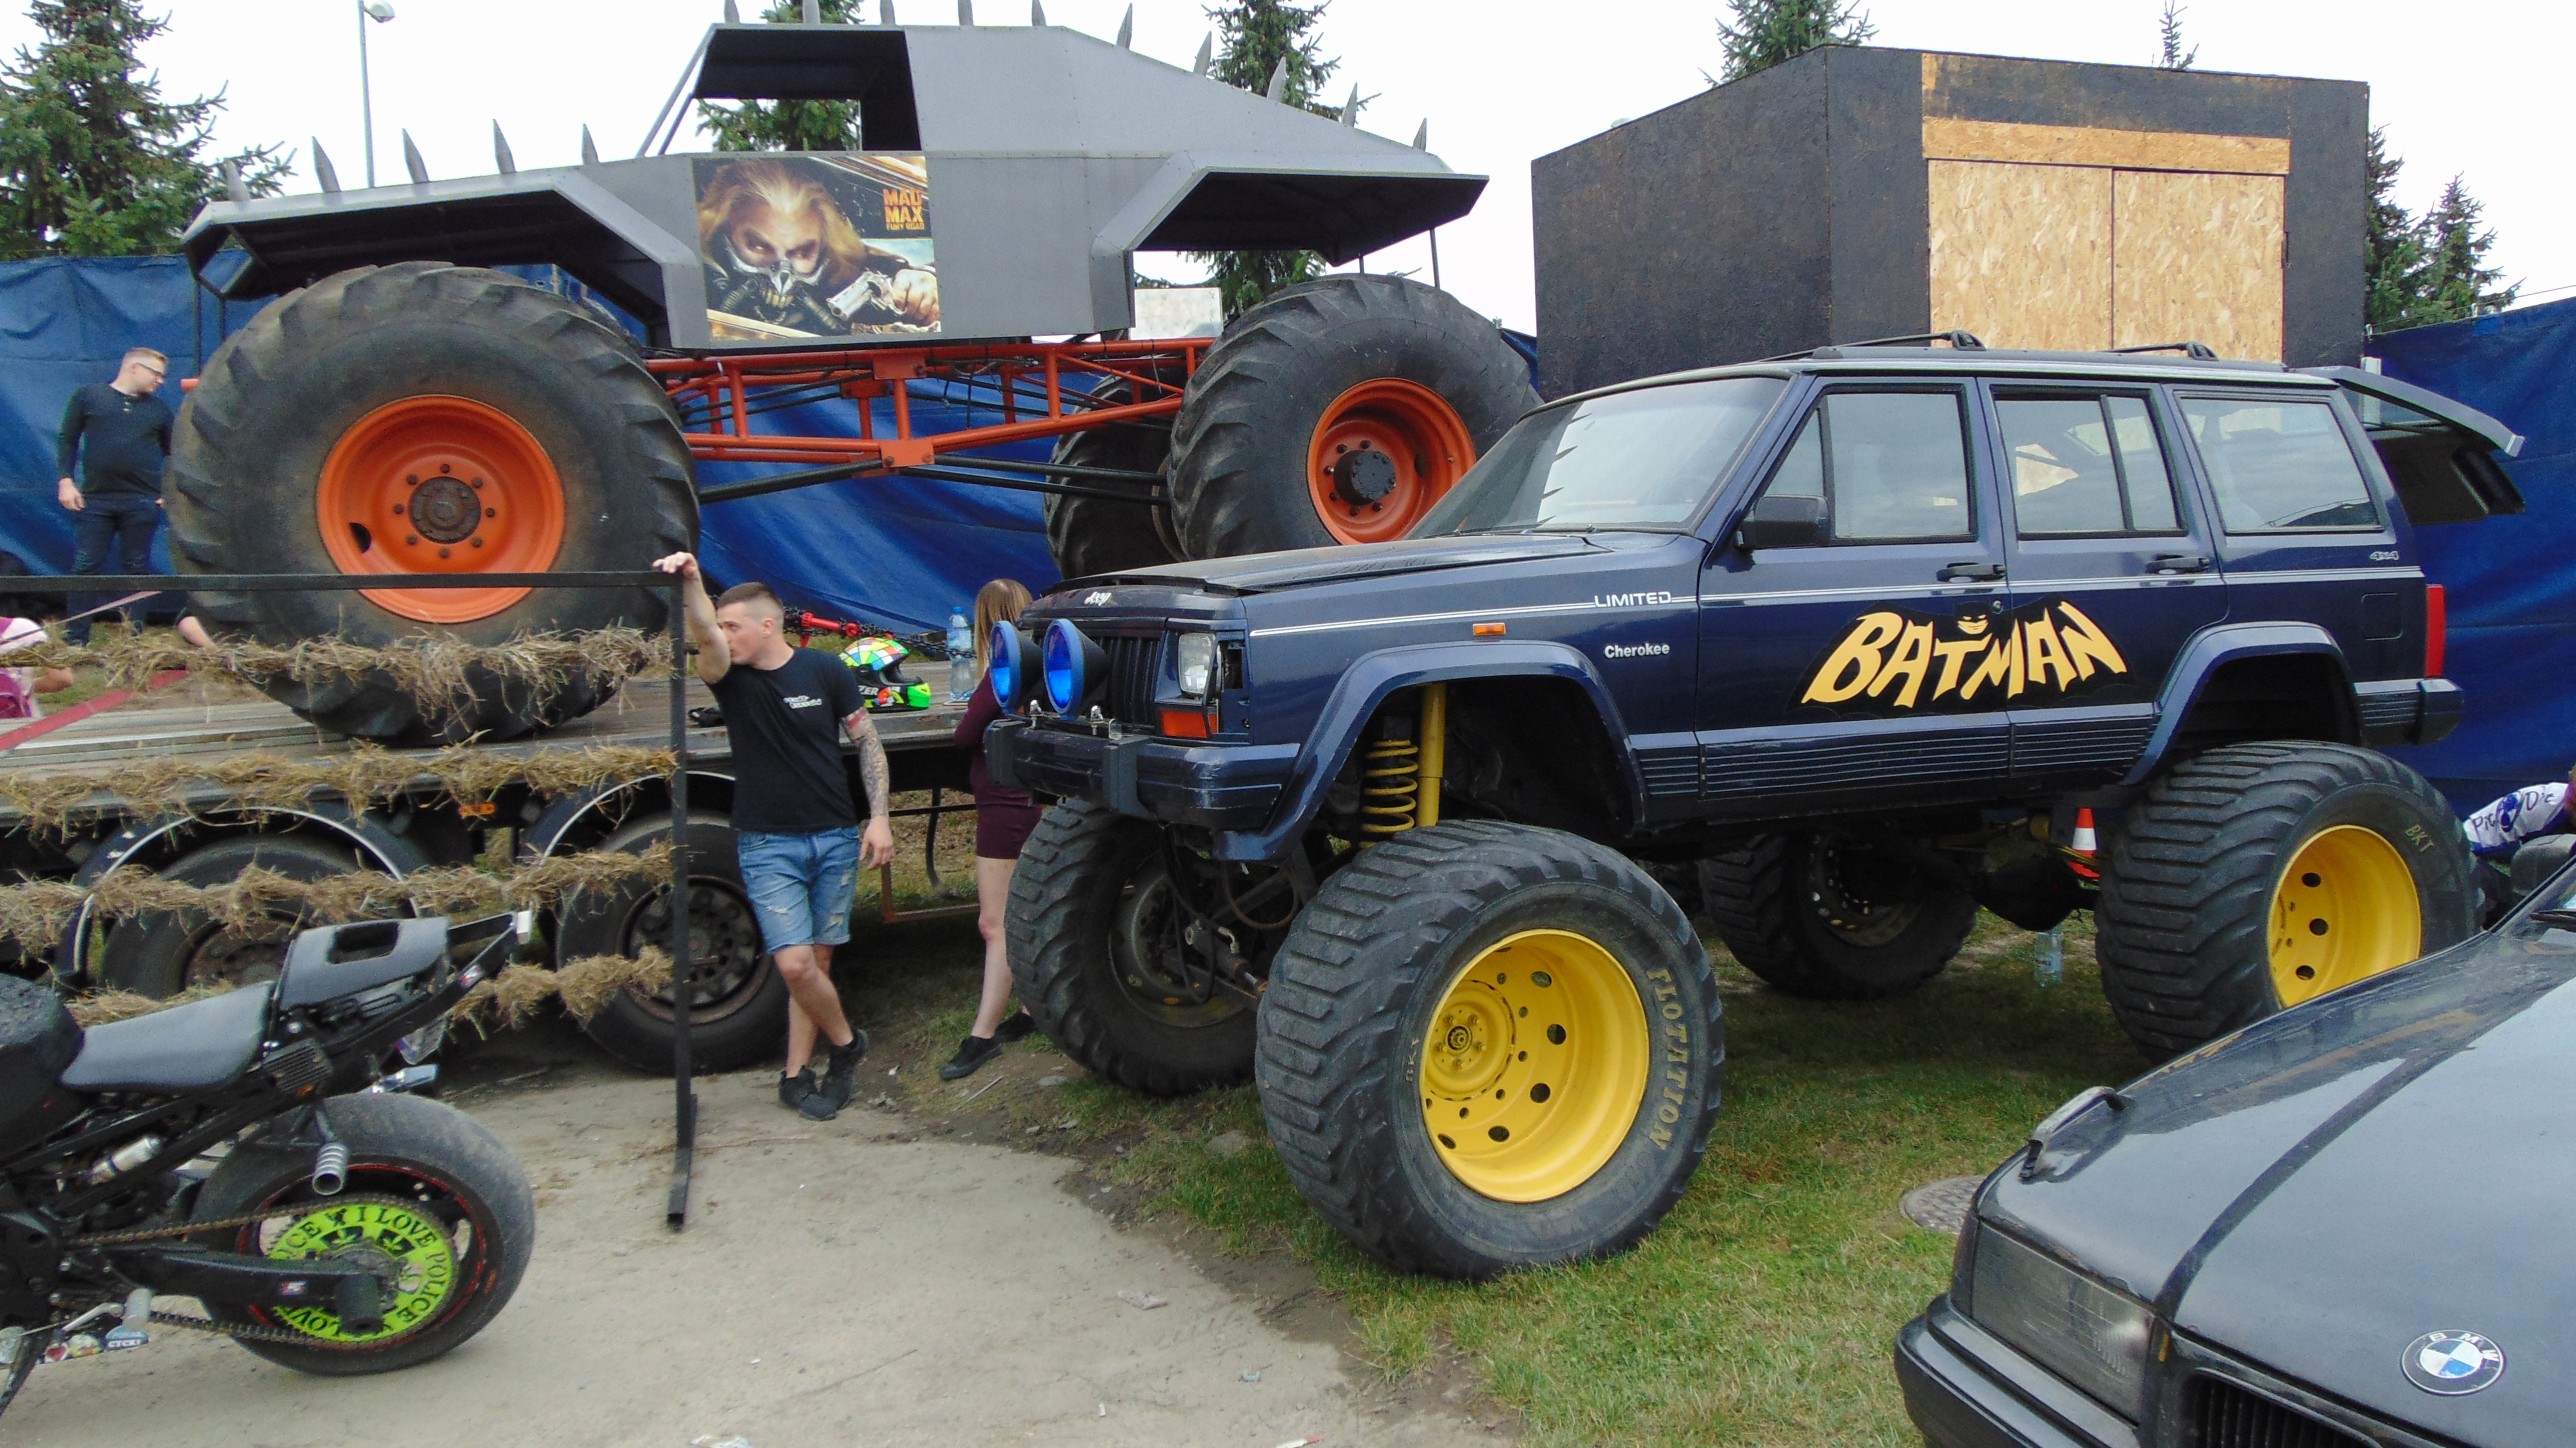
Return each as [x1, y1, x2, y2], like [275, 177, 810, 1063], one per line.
[8, 1, 2566, 331]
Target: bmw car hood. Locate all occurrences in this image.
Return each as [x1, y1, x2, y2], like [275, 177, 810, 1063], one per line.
[1071, 533, 1608, 593]
[1984, 933, 2576, 1439]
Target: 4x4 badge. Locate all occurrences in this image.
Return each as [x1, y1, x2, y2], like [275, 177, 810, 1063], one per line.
[1801, 598, 2129, 712]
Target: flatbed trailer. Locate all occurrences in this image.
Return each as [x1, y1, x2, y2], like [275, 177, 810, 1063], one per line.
[0, 676, 972, 1072]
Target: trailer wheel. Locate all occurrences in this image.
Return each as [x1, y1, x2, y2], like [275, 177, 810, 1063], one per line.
[1167, 275, 1536, 556]
[1006, 801, 1256, 1095]
[1043, 380, 1182, 579]
[1695, 833, 1975, 999]
[93, 835, 379, 998]
[551, 814, 787, 1074]
[2096, 742, 2476, 1055]
[1257, 820, 1721, 1278]
[168, 262, 697, 744]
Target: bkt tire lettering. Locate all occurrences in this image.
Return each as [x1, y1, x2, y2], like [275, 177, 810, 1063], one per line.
[1800, 599, 2129, 711]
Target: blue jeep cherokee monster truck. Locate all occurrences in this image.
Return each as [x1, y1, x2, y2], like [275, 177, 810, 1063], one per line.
[985, 338, 2525, 1278]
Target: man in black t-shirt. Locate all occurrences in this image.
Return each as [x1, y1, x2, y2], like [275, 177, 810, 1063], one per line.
[55, 347, 175, 644]
[657, 553, 896, 1120]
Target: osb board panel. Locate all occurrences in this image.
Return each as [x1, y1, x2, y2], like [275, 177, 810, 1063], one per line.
[1922, 117, 2289, 175]
[2112, 170, 2286, 361]
[1928, 160, 2112, 351]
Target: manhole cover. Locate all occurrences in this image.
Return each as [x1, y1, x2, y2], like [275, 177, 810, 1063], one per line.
[1900, 1175, 1982, 1235]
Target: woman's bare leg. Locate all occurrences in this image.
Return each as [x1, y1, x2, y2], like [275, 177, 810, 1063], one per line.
[970, 855, 1019, 1038]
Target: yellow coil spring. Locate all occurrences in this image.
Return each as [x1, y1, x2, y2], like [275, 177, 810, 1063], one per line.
[1359, 737, 1421, 837]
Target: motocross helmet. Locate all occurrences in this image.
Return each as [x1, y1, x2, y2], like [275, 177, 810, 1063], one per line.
[839, 636, 934, 711]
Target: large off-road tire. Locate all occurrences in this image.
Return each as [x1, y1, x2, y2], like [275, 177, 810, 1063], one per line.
[192, 1091, 534, 1375]
[1257, 821, 1722, 1278]
[550, 814, 787, 1074]
[1044, 380, 1182, 578]
[93, 834, 391, 998]
[2096, 742, 2477, 1055]
[168, 262, 697, 744]
[1167, 275, 1537, 556]
[1005, 800, 1256, 1095]
[1696, 833, 1977, 1000]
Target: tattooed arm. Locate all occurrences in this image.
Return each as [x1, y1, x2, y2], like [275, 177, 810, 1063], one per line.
[845, 707, 896, 869]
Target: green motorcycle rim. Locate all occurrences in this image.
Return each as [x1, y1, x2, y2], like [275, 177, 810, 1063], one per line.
[264, 1198, 460, 1343]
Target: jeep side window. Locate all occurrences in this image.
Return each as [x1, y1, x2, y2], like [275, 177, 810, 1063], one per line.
[1762, 391, 1974, 543]
[1997, 393, 2183, 537]
[2179, 395, 2382, 532]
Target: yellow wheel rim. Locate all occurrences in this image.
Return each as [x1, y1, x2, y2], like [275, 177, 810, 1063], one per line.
[1418, 929, 1651, 1203]
[2268, 825, 2421, 1008]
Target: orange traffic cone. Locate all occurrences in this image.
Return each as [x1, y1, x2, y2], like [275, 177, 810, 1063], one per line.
[2067, 807, 2102, 881]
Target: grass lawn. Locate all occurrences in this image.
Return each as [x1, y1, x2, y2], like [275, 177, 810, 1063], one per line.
[838, 840, 2150, 1448]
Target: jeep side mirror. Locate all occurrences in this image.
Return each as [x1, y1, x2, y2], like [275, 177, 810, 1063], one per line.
[1736, 494, 1827, 551]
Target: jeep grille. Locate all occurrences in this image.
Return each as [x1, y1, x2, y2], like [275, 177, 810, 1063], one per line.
[1106, 635, 1162, 727]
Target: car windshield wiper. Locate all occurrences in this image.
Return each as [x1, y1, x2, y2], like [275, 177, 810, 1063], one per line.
[2527, 908, 2576, 930]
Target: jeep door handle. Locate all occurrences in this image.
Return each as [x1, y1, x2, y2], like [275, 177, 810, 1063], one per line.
[1937, 561, 2005, 582]
[2150, 553, 2213, 575]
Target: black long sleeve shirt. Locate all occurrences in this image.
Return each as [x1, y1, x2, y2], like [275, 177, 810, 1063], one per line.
[56, 383, 173, 497]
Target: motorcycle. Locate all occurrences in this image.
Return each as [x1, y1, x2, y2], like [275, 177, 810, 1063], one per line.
[0, 912, 536, 1416]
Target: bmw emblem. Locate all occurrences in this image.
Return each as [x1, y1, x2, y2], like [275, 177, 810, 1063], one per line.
[2402, 1331, 2505, 1395]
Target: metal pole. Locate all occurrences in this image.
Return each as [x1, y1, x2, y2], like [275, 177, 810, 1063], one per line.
[1429, 227, 1442, 293]
[666, 578, 696, 1229]
[357, 1, 377, 188]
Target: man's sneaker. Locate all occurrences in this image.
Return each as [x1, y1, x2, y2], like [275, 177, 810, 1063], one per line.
[993, 1010, 1038, 1044]
[799, 1030, 870, 1120]
[939, 1033, 1004, 1081]
[777, 1067, 816, 1113]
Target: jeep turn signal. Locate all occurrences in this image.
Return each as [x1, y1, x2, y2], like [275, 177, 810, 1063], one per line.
[1472, 621, 1507, 637]
[1159, 707, 1213, 739]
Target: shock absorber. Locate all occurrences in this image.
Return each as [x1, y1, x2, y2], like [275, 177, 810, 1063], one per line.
[1359, 718, 1421, 838]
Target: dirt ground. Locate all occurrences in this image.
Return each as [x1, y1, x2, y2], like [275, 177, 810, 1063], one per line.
[6, 1027, 1512, 1448]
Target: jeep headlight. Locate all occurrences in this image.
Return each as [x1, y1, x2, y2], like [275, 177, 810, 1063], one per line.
[1968, 1226, 2153, 1419]
[1175, 632, 1218, 697]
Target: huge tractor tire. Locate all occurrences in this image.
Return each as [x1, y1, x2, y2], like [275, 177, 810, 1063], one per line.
[1044, 380, 1182, 579]
[2096, 742, 2477, 1056]
[1257, 820, 1722, 1279]
[168, 262, 696, 744]
[92, 834, 397, 997]
[1167, 275, 1537, 556]
[1696, 833, 1976, 1000]
[549, 814, 787, 1075]
[1005, 800, 1257, 1095]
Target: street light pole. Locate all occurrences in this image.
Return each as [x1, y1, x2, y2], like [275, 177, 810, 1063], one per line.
[357, 1, 395, 187]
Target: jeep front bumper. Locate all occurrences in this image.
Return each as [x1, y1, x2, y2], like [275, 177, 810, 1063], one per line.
[988, 719, 1297, 835]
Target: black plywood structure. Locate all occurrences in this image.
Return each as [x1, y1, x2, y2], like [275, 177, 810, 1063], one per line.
[1532, 47, 2367, 398]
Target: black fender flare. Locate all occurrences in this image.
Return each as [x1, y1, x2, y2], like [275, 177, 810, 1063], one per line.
[1219, 640, 1640, 860]
[55, 804, 428, 986]
[2123, 622, 2356, 786]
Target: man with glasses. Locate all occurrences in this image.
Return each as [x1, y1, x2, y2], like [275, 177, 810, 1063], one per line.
[55, 347, 174, 644]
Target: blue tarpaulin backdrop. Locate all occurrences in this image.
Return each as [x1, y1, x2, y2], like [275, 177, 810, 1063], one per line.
[0, 255, 1058, 632]
[2374, 297, 2576, 812]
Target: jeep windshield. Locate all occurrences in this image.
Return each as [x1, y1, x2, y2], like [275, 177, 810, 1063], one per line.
[1412, 376, 1787, 537]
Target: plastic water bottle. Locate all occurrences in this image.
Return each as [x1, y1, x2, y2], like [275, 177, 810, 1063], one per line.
[946, 607, 975, 702]
[2033, 926, 2064, 988]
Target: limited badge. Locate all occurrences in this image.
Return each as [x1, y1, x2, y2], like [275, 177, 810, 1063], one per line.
[2402, 1330, 2505, 1395]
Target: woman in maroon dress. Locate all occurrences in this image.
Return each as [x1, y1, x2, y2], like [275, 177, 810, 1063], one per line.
[941, 578, 1043, 1079]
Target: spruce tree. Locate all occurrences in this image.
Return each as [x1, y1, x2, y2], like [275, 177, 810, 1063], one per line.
[0, 0, 288, 260]
[697, 0, 866, 151]
[2363, 128, 2434, 332]
[2157, 2, 2197, 69]
[2417, 176, 2517, 321]
[1710, 0, 1875, 85]
[1190, 0, 1340, 319]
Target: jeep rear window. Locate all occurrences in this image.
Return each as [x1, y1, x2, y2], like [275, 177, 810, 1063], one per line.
[2179, 395, 2382, 532]
[1410, 377, 1786, 537]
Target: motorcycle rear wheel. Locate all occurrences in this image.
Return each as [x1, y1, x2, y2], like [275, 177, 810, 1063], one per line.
[190, 1092, 534, 1374]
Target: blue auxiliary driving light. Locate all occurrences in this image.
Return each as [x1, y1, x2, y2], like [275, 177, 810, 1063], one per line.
[1042, 619, 1106, 714]
[988, 621, 1035, 711]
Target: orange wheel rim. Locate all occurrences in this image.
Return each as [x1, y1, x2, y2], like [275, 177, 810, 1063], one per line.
[1306, 378, 1477, 545]
[315, 396, 567, 624]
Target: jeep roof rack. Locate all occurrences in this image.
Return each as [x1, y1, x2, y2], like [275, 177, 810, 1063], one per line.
[2108, 340, 2220, 359]
[1761, 330, 1987, 362]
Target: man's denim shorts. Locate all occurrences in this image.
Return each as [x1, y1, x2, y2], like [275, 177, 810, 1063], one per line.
[736, 828, 861, 952]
